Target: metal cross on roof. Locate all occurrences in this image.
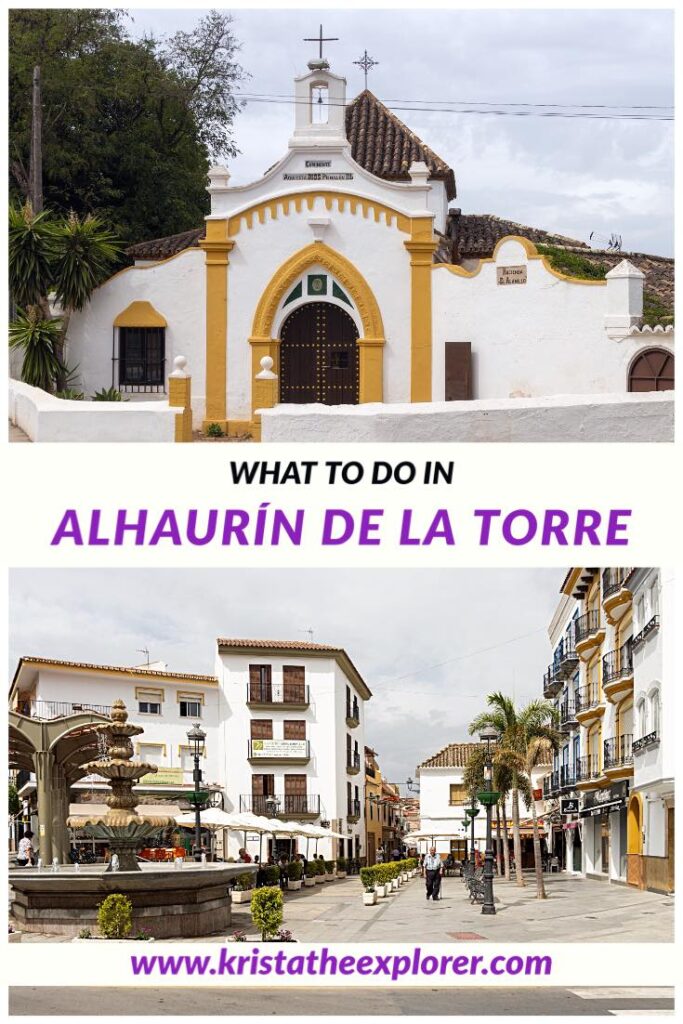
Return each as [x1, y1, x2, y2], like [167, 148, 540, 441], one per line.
[304, 24, 339, 62]
[353, 50, 379, 90]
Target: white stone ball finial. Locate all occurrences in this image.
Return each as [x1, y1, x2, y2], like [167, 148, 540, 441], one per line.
[255, 356, 278, 380]
[169, 355, 189, 378]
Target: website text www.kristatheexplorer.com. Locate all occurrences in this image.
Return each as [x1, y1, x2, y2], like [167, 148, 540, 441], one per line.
[130, 947, 553, 981]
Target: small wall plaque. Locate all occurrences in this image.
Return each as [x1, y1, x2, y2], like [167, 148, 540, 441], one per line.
[497, 265, 527, 285]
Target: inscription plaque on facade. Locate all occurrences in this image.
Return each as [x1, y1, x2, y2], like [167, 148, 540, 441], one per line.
[305, 160, 331, 168]
[283, 172, 353, 181]
[497, 265, 527, 285]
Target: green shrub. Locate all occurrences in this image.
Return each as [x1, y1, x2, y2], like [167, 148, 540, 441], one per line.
[324, 860, 334, 873]
[336, 856, 347, 872]
[97, 893, 133, 939]
[251, 885, 283, 940]
[376, 864, 393, 886]
[205, 421, 225, 437]
[536, 244, 608, 281]
[264, 865, 281, 886]
[56, 388, 84, 400]
[288, 859, 303, 881]
[92, 386, 126, 402]
[309, 859, 322, 875]
[78, 927, 92, 939]
[359, 866, 376, 891]
[235, 872, 254, 891]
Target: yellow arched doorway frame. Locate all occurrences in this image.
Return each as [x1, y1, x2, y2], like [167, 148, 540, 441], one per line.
[249, 241, 386, 421]
[627, 791, 644, 888]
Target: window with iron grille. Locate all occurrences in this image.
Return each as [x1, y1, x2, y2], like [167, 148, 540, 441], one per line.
[119, 327, 165, 387]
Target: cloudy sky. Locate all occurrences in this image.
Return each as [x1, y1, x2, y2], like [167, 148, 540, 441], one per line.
[10, 568, 562, 784]
[127, 7, 674, 255]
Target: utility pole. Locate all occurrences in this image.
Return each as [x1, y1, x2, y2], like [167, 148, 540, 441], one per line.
[29, 65, 43, 211]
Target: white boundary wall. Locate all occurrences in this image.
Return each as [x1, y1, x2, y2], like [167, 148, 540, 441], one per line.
[9, 379, 178, 443]
[260, 392, 674, 444]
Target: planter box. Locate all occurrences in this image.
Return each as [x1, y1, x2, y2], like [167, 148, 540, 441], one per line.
[315, 875, 324, 884]
[362, 891, 377, 906]
[391, 879, 399, 891]
[325, 873, 335, 881]
[336, 871, 347, 879]
[376, 883, 389, 898]
[287, 880, 302, 891]
[230, 889, 254, 904]
[303, 878, 316, 887]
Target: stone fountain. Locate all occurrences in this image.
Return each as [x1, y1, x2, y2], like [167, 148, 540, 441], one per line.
[70, 698, 174, 871]
[9, 699, 256, 937]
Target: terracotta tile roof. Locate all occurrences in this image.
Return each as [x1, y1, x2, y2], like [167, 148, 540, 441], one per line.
[216, 638, 341, 652]
[345, 90, 456, 200]
[216, 638, 372, 700]
[14, 656, 217, 684]
[419, 742, 484, 769]
[418, 739, 553, 770]
[126, 227, 204, 262]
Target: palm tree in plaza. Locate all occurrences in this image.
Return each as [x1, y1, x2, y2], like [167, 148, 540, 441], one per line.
[463, 746, 514, 880]
[469, 693, 559, 892]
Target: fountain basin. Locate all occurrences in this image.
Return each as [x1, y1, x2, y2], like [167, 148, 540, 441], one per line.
[10, 862, 256, 938]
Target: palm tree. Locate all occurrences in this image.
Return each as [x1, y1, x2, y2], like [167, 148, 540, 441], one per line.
[464, 745, 513, 880]
[9, 202, 121, 391]
[470, 693, 558, 889]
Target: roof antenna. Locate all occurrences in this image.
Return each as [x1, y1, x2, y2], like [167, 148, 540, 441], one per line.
[137, 647, 151, 666]
[299, 627, 314, 643]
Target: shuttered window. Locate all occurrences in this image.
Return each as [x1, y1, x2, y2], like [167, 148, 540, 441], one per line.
[250, 719, 273, 740]
[283, 720, 306, 740]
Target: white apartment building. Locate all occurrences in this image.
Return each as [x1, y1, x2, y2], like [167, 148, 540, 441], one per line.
[214, 639, 370, 861]
[539, 567, 673, 893]
[417, 742, 548, 865]
[9, 638, 371, 863]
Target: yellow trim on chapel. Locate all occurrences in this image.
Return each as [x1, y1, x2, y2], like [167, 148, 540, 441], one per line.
[113, 301, 167, 328]
[199, 220, 234, 427]
[248, 241, 386, 422]
[405, 217, 438, 402]
[434, 235, 607, 286]
[227, 191, 412, 236]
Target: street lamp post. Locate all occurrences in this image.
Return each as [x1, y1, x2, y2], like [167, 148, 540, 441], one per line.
[187, 723, 207, 861]
[464, 794, 479, 870]
[478, 726, 500, 915]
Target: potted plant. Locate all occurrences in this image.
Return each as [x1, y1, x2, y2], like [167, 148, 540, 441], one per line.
[231, 872, 255, 904]
[336, 856, 347, 878]
[264, 865, 281, 887]
[324, 859, 335, 880]
[250, 886, 284, 941]
[376, 864, 391, 897]
[98, 894, 132, 939]
[287, 859, 303, 891]
[314, 859, 325, 884]
[360, 867, 377, 906]
[303, 861, 316, 887]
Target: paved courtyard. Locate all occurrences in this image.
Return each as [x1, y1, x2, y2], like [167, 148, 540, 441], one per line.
[229, 871, 674, 944]
[12, 871, 674, 944]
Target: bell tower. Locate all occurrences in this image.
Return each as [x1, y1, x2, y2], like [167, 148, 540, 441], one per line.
[290, 25, 347, 148]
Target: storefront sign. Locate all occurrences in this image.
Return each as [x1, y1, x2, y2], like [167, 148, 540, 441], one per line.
[561, 798, 579, 814]
[497, 265, 527, 285]
[250, 739, 308, 758]
[579, 781, 629, 818]
[139, 768, 184, 785]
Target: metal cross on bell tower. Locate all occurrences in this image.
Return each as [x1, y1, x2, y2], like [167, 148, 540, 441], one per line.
[304, 24, 339, 70]
[353, 50, 379, 90]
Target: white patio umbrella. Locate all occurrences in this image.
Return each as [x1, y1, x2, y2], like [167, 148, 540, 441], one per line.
[174, 808, 253, 860]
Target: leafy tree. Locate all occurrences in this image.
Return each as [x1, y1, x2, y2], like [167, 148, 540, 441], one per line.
[9, 784, 20, 817]
[9, 201, 121, 390]
[470, 694, 560, 897]
[9, 9, 247, 244]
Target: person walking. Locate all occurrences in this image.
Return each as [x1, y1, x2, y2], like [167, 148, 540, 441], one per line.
[423, 846, 443, 901]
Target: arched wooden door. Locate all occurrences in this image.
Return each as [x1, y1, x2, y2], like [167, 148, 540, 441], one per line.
[279, 302, 359, 405]
[628, 348, 674, 391]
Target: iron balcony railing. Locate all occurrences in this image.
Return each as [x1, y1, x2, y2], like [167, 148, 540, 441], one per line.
[246, 683, 310, 706]
[346, 700, 360, 723]
[632, 731, 659, 755]
[347, 751, 361, 772]
[576, 754, 601, 782]
[574, 609, 601, 646]
[543, 664, 563, 698]
[239, 793, 320, 816]
[14, 699, 112, 720]
[602, 568, 633, 601]
[543, 771, 560, 798]
[556, 634, 579, 678]
[603, 734, 633, 770]
[631, 615, 660, 652]
[576, 684, 602, 715]
[559, 764, 576, 790]
[347, 799, 361, 819]
[602, 639, 634, 686]
[559, 702, 578, 730]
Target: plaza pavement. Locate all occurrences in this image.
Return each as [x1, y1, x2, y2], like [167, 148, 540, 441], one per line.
[13, 870, 674, 944]
[228, 870, 675, 944]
